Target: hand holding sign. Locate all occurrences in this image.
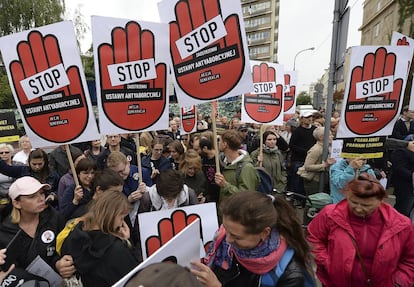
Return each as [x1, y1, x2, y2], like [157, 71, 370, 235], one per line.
[244, 62, 283, 123]
[170, 0, 245, 100]
[345, 47, 402, 135]
[98, 21, 167, 131]
[145, 210, 200, 257]
[10, 30, 88, 142]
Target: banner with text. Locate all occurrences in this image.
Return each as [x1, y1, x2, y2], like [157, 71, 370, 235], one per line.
[0, 21, 99, 147]
[92, 16, 170, 134]
[336, 46, 413, 139]
[242, 61, 284, 125]
[0, 112, 19, 143]
[158, 0, 253, 106]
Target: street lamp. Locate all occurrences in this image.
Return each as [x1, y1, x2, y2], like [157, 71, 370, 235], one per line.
[293, 47, 315, 71]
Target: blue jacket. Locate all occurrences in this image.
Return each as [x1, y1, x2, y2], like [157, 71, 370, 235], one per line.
[122, 164, 152, 197]
[329, 159, 375, 203]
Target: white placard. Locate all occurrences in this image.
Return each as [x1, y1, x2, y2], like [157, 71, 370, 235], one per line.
[138, 203, 218, 259]
[113, 219, 201, 287]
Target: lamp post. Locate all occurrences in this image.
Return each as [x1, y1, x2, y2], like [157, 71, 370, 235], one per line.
[293, 47, 315, 71]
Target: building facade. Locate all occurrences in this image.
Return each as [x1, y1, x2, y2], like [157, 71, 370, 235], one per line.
[241, 0, 280, 63]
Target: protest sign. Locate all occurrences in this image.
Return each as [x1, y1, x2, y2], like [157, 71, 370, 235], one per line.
[92, 16, 170, 134]
[113, 219, 201, 287]
[283, 71, 298, 116]
[0, 112, 19, 143]
[390, 31, 414, 111]
[138, 203, 218, 260]
[242, 61, 284, 125]
[158, 0, 253, 106]
[337, 46, 413, 139]
[180, 105, 197, 134]
[0, 21, 99, 147]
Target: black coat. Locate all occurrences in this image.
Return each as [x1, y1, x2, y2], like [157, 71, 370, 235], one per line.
[61, 222, 139, 287]
[213, 255, 305, 287]
[391, 147, 414, 216]
[0, 206, 65, 270]
[390, 119, 414, 140]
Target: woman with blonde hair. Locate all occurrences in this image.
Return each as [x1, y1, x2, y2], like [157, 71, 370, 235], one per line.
[179, 149, 207, 202]
[0, 177, 74, 283]
[60, 190, 139, 286]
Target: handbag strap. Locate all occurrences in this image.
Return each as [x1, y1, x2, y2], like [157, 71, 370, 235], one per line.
[349, 235, 371, 287]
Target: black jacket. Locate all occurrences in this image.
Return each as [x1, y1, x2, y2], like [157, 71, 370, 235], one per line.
[61, 222, 139, 287]
[390, 118, 414, 140]
[0, 206, 65, 270]
[213, 255, 305, 287]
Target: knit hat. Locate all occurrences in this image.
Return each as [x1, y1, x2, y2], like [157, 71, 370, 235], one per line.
[125, 262, 202, 287]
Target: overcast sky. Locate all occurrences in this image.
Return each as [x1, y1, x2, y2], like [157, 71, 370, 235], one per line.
[65, 0, 363, 93]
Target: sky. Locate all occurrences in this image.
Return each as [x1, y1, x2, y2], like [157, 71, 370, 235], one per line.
[65, 0, 364, 93]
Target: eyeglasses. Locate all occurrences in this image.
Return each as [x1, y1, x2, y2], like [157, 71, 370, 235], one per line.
[0, 151, 10, 154]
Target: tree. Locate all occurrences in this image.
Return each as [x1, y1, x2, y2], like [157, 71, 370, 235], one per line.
[0, 0, 65, 36]
[0, 0, 65, 109]
[296, 91, 312, 105]
[398, 0, 414, 38]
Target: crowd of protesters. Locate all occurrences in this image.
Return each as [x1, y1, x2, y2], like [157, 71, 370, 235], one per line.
[0, 106, 413, 287]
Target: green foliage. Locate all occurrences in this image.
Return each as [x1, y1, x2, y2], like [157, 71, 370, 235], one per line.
[169, 96, 241, 119]
[398, 0, 414, 38]
[0, 0, 65, 36]
[0, 73, 16, 109]
[296, 91, 311, 105]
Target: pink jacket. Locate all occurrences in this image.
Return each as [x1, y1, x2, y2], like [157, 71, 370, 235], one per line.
[307, 201, 414, 287]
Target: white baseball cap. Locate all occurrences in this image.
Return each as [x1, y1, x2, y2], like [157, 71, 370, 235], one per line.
[9, 176, 50, 200]
[300, 110, 314, 118]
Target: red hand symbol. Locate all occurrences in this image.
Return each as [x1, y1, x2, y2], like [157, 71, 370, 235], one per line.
[345, 47, 402, 135]
[170, 0, 245, 100]
[397, 37, 409, 46]
[145, 210, 200, 257]
[98, 21, 167, 131]
[284, 74, 296, 112]
[10, 30, 88, 142]
[244, 62, 283, 123]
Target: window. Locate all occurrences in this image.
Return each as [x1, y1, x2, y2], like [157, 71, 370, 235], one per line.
[373, 23, 380, 38]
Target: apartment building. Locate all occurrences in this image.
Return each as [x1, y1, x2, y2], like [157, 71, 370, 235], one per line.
[241, 0, 280, 63]
[360, 0, 412, 45]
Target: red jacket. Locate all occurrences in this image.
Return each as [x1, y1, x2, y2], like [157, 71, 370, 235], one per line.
[307, 201, 414, 287]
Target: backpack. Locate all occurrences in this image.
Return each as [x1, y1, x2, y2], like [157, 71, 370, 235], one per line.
[235, 162, 273, 194]
[261, 248, 316, 287]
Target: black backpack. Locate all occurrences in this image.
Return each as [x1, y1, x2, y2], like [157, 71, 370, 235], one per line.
[235, 162, 273, 194]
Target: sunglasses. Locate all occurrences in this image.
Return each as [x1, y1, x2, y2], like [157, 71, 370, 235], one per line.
[0, 151, 10, 154]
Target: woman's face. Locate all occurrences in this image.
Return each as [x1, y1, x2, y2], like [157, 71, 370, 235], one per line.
[186, 166, 196, 177]
[13, 189, 46, 214]
[79, 169, 95, 187]
[346, 193, 381, 217]
[222, 216, 269, 250]
[0, 148, 12, 162]
[114, 212, 128, 231]
[169, 148, 180, 161]
[151, 144, 163, 160]
[29, 158, 45, 172]
[265, 134, 277, 148]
